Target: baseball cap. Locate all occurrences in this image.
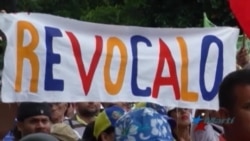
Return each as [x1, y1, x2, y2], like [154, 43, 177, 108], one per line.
[115, 107, 174, 141]
[93, 106, 125, 139]
[17, 102, 51, 122]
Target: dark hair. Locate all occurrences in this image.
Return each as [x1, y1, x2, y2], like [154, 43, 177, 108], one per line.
[97, 126, 114, 141]
[219, 69, 250, 110]
[82, 122, 114, 141]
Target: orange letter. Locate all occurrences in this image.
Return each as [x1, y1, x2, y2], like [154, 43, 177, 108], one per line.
[177, 37, 198, 102]
[104, 37, 127, 95]
[15, 21, 39, 93]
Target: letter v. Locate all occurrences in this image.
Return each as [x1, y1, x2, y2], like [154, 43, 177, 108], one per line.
[66, 32, 103, 95]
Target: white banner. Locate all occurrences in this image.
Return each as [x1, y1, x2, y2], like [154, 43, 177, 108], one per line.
[0, 13, 239, 110]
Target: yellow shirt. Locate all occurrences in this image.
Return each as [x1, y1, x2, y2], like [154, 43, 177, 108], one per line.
[76, 115, 87, 125]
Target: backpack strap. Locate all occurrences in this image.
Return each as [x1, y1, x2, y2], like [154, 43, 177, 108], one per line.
[212, 124, 223, 134]
[64, 119, 87, 136]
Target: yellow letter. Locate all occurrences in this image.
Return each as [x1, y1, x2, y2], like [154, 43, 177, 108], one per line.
[15, 21, 39, 93]
[177, 37, 198, 102]
[104, 37, 127, 95]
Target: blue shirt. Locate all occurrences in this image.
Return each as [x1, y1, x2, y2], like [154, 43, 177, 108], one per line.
[3, 131, 14, 141]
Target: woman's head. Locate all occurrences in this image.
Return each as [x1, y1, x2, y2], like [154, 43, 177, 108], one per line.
[50, 103, 68, 123]
[168, 108, 191, 127]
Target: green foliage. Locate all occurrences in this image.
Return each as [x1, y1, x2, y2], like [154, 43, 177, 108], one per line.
[15, 0, 205, 27]
[202, 0, 236, 26]
[0, 0, 239, 70]
[10, 0, 238, 27]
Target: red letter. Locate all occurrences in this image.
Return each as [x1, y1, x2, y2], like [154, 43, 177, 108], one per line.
[66, 32, 102, 95]
[152, 39, 180, 99]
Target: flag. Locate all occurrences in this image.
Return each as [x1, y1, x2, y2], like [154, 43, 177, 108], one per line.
[203, 12, 249, 50]
[203, 13, 216, 27]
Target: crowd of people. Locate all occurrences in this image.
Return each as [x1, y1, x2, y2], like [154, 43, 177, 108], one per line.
[1, 64, 250, 141]
[0, 102, 211, 141]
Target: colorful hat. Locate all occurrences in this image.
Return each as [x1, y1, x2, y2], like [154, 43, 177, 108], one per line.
[135, 102, 176, 129]
[94, 106, 125, 139]
[135, 102, 168, 115]
[115, 107, 174, 141]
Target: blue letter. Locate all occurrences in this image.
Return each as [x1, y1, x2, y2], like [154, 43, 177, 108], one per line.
[44, 27, 64, 91]
[200, 35, 223, 101]
[131, 35, 152, 96]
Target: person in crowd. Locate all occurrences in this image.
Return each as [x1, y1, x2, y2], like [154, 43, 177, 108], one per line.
[237, 46, 249, 68]
[65, 103, 76, 119]
[93, 106, 125, 141]
[51, 123, 82, 141]
[82, 106, 125, 141]
[50, 103, 68, 124]
[0, 9, 16, 141]
[101, 102, 133, 112]
[135, 102, 176, 129]
[115, 107, 174, 141]
[192, 110, 225, 141]
[82, 121, 96, 141]
[0, 103, 17, 140]
[19, 133, 59, 141]
[65, 102, 100, 136]
[168, 108, 192, 141]
[218, 69, 250, 141]
[16, 102, 52, 140]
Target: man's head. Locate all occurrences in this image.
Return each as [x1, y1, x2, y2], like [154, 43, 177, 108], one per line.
[168, 108, 191, 127]
[17, 103, 52, 137]
[50, 103, 68, 123]
[219, 69, 250, 140]
[76, 102, 100, 117]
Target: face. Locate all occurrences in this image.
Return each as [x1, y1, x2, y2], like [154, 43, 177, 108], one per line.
[169, 108, 191, 127]
[100, 132, 115, 141]
[50, 103, 67, 123]
[220, 85, 250, 140]
[17, 115, 51, 137]
[65, 103, 75, 118]
[76, 102, 100, 117]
